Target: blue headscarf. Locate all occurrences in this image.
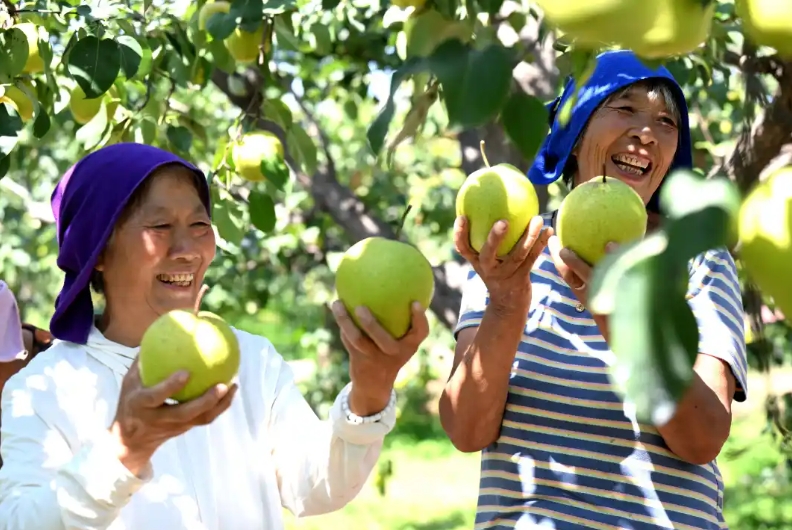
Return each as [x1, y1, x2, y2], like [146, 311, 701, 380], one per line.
[50, 143, 211, 345]
[528, 49, 693, 212]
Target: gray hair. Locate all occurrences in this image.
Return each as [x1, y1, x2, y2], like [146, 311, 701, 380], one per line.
[605, 80, 681, 125]
[563, 79, 682, 185]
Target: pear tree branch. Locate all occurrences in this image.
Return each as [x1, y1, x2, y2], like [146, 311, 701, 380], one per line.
[211, 69, 463, 331]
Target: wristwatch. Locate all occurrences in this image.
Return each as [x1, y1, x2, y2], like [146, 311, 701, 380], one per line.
[340, 384, 397, 425]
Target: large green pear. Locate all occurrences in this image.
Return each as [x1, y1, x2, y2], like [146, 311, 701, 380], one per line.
[557, 175, 648, 266]
[535, 0, 660, 48]
[336, 237, 435, 339]
[739, 166, 792, 321]
[736, 0, 792, 57]
[536, 0, 713, 57]
[632, 0, 715, 58]
[455, 157, 539, 257]
[139, 309, 241, 403]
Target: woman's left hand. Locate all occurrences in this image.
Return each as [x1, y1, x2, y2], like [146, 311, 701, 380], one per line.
[548, 236, 618, 340]
[331, 301, 430, 416]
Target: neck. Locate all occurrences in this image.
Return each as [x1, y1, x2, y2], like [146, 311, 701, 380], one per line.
[97, 307, 154, 348]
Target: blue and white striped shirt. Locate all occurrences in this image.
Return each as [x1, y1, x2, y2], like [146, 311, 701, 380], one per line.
[455, 214, 747, 530]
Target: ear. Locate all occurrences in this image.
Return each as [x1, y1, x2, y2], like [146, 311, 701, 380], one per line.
[94, 252, 105, 272]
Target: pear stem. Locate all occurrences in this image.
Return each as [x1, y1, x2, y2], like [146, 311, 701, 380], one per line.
[602, 163, 607, 183]
[479, 140, 490, 168]
[395, 204, 413, 240]
[194, 284, 209, 315]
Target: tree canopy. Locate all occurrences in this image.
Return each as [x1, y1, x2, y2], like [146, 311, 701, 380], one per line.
[2, 0, 792, 435]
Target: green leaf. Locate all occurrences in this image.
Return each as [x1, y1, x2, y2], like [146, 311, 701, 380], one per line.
[556, 48, 598, 126]
[212, 137, 229, 170]
[207, 37, 236, 73]
[0, 28, 29, 82]
[38, 37, 54, 75]
[207, 13, 237, 41]
[427, 40, 515, 129]
[310, 23, 332, 55]
[0, 104, 23, 140]
[474, 0, 504, 15]
[230, 0, 265, 24]
[589, 231, 670, 318]
[67, 36, 121, 98]
[167, 125, 193, 153]
[367, 57, 428, 154]
[273, 16, 300, 52]
[249, 190, 277, 233]
[343, 99, 358, 120]
[501, 93, 549, 161]
[0, 155, 9, 180]
[608, 255, 699, 425]
[138, 116, 157, 145]
[117, 35, 143, 79]
[177, 114, 208, 142]
[33, 106, 50, 139]
[287, 123, 317, 176]
[322, 0, 341, 9]
[660, 170, 741, 223]
[263, 98, 293, 131]
[260, 155, 289, 190]
[212, 190, 246, 246]
[688, 53, 713, 86]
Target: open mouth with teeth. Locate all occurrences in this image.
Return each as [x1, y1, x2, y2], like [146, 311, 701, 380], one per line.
[612, 154, 651, 176]
[157, 273, 194, 287]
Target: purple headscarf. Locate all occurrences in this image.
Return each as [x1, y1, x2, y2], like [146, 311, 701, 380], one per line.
[0, 281, 25, 362]
[50, 143, 211, 345]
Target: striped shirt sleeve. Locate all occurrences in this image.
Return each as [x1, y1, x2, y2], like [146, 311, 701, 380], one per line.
[454, 267, 489, 338]
[687, 248, 748, 402]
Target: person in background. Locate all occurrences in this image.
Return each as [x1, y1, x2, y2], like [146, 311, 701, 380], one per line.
[440, 50, 747, 529]
[0, 281, 53, 468]
[0, 142, 430, 530]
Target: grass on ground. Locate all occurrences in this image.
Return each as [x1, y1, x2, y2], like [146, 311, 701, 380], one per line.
[286, 390, 792, 529]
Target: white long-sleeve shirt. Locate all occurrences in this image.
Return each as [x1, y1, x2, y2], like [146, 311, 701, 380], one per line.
[0, 326, 395, 530]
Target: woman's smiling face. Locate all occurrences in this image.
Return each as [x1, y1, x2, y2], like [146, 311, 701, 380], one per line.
[95, 164, 215, 346]
[572, 80, 681, 204]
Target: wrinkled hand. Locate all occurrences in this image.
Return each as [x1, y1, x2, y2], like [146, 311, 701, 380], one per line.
[547, 236, 620, 307]
[111, 358, 238, 476]
[331, 301, 429, 416]
[454, 215, 552, 315]
[548, 237, 619, 341]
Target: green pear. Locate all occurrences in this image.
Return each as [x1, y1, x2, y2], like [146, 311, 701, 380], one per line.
[536, 0, 713, 57]
[739, 166, 792, 321]
[455, 143, 540, 257]
[336, 237, 435, 339]
[632, 0, 715, 58]
[557, 175, 648, 266]
[138, 288, 241, 403]
[535, 0, 661, 48]
[736, 0, 792, 57]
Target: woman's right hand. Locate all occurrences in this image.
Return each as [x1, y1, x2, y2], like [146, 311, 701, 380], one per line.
[453, 215, 552, 315]
[110, 358, 238, 476]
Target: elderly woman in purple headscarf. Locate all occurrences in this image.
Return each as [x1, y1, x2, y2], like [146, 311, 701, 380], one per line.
[0, 143, 430, 530]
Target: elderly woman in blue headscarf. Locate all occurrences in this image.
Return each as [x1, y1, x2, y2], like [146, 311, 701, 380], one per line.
[440, 50, 747, 529]
[0, 143, 430, 530]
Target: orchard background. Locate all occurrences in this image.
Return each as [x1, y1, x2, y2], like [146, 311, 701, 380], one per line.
[2, 0, 792, 527]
